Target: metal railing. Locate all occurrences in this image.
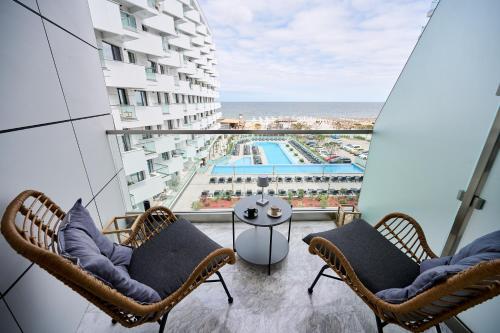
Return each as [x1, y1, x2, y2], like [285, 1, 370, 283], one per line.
[120, 11, 137, 31]
[106, 129, 373, 217]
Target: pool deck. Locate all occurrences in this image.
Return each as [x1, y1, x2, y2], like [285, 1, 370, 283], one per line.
[172, 172, 362, 211]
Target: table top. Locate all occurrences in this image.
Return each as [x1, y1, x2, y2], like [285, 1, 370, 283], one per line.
[233, 195, 292, 227]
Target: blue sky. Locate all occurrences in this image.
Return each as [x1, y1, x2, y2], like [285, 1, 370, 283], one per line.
[198, 0, 430, 102]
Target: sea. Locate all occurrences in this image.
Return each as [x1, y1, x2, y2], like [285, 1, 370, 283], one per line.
[220, 102, 383, 120]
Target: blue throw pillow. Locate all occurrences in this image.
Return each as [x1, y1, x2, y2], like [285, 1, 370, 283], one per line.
[376, 229, 500, 304]
[58, 199, 161, 303]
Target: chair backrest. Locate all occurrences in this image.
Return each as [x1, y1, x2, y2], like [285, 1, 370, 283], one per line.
[1, 190, 66, 259]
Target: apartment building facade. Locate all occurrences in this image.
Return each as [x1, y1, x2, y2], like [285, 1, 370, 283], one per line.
[87, 0, 222, 211]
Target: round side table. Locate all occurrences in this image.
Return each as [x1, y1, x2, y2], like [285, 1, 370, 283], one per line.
[232, 195, 292, 275]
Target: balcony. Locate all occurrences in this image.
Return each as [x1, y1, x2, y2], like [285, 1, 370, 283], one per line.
[122, 148, 147, 175]
[111, 105, 163, 129]
[102, 61, 148, 88]
[159, 50, 182, 67]
[128, 173, 165, 203]
[196, 24, 208, 36]
[122, 0, 158, 18]
[142, 13, 176, 36]
[176, 21, 197, 36]
[145, 67, 156, 81]
[88, 0, 126, 38]
[124, 31, 165, 57]
[168, 33, 191, 50]
[162, 0, 184, 18]
[184, 9, 201, 23]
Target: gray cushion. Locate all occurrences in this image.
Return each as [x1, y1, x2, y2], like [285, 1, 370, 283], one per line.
[377, 229, 500, 303]
[303, 219, 420, 293]
[129, 218, 221, 298]
[58, 199, 160, 303]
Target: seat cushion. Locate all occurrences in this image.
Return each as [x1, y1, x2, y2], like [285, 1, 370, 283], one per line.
[128, 218, 221, 298]
[303, 219, 420, 293]
[58, 199, 161, 303]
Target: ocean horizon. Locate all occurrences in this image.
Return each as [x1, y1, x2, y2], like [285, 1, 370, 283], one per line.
[220, 102, 383, 119]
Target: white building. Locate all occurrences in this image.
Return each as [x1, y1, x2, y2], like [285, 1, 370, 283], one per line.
[87, 0, 222, 210]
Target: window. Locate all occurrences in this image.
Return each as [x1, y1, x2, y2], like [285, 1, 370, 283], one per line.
[167, 120, 173, 129]
[161, 152, 170, 160]
[164, 93, 170, 104]
[149, 61, 157, 73]
[127, 51, 136, 64]
[143, 126, 153, 140]
[128, 171, 145, 185]
[122, 134, 131, 152]
[102, 42, 122, 61]
[160, 65, 165, 75]
[156, 92, 161, 105]
[147, 160, 154, 173]
[142, 25, 148, 32]
[174, 94, 180, 104]
[184, 116, 188, 125]
[117, 88, 128, 105]
[135, 90, 148, 106]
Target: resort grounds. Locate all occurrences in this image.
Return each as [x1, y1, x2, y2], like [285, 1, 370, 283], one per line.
[172, 135, 370, 212]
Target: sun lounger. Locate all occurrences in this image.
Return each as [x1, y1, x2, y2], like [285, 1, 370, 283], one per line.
[236, 177, 243, 183]
[209, 177, 216, 184]
[245, 177, 252, 183]
[278, 189, 287, 196]
[235, 190, 242, 197]
[268, 189, 275, 195]
[295, 176, 302, 182]
[218, 177, 225, 183]
[246, 189, 253, 196]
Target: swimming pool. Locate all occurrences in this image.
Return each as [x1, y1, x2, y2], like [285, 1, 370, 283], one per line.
[254, 142, 293, 164]
[212, 140, 364, 175]
[223, 156, 253, 166]
[212, 163, 364, 175]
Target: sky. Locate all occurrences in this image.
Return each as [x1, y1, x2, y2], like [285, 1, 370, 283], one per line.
[198, 0, 430, 102]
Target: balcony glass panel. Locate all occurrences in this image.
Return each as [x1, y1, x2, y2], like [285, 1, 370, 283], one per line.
[120, 11, 137, 31]
[108, 131, 370, 213]
[145, 67, 156, 81]
[117, 105, 136, 120]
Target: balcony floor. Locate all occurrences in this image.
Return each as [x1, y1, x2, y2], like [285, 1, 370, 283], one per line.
[77, 221, 450, 333]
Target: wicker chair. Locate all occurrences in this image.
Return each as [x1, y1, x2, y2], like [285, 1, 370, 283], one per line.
[1, 190, 236, 333]
[306, 212, 500, 333]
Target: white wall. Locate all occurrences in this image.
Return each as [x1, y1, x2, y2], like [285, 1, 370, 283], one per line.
[359, 0, 500, 254]
[0, 1, 126, 332]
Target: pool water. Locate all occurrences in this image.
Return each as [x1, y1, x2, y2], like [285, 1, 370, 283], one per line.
[212, 163, 364, 175]
[255, 142, 293, 164]
[212, 140, 364, 175]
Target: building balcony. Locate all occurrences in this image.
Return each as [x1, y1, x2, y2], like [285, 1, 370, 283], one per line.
[122, 0, 158, 18]
[168, 33, 191, 50]
[184, 48, 201, 59]
[176, 21, 197, 36]
[111, 105, 163, 129]
[145, 136, 176, 154]
[102, 60, 148, 88]
[145, 67, 156, 81]
[159, 50, 182, 68]
[191, 35, 205, 46]
[124, 31, 165, 57]
[196, 24, 208, 36]
[88, 0, 134, 40]
[128, 173, 165, 203]
[142, 13, 176, 36]
[184, 9, 201, 23]
[164, 103, 186, 118]
[162, 0, 184, 19]
[122, 148, 147, 176]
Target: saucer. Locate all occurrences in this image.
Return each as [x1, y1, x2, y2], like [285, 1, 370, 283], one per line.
[267, 209, 282, 218]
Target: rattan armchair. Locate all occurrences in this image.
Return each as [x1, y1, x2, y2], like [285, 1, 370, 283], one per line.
[1, 190, 236, 333]
[306, 212, 500, 333]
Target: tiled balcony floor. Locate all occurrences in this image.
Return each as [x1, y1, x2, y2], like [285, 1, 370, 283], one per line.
[77, 222, 449, 333]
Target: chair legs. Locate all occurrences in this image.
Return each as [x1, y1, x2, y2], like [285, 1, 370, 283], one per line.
[307, 264, 343, 294]
[158, 311, 170, 333]
[308, 264, 329, 294]
[215, 271, 234, 304]
[375, 315, 442, 333]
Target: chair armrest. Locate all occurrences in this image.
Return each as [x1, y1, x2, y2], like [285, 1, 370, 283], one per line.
[374, 212, 437, 263]
[123, 206, 177, 247]
[165, 247, 236, 306]
[102, 214, 140, 245]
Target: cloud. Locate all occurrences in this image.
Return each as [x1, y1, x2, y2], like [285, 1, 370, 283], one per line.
[199, 0, 430, 101]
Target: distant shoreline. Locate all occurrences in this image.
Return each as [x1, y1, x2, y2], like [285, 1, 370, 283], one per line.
[220, 101, 382, 120]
